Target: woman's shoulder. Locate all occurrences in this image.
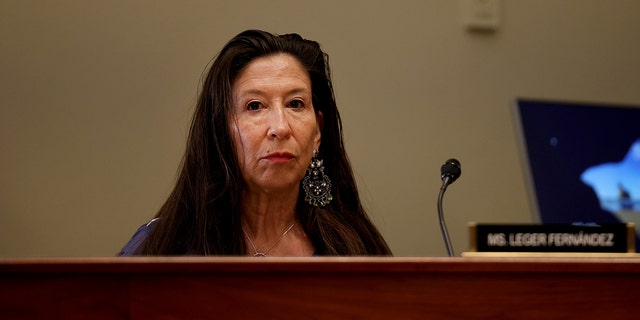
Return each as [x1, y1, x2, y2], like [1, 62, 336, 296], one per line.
[118, 218, 159, 256]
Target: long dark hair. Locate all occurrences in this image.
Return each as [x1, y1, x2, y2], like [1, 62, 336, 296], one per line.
[141, 30, 391, 255]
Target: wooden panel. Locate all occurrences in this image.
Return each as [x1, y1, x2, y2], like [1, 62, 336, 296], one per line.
[2, 257, 640, 319]
[1, 275, 128, 319]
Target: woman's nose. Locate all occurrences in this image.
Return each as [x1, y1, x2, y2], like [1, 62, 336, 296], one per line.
[267, 106, 291, 139]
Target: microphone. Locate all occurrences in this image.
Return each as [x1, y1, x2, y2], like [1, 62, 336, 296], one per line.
[441, 158, 461, 188]
[438, 158, 461, 257]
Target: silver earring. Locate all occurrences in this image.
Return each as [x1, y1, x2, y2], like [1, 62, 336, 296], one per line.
[303, 150, 333, 207]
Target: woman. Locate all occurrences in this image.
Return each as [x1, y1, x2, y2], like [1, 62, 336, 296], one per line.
[120, 30, 391, 256]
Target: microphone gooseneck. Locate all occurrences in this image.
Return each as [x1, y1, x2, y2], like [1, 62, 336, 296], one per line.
[438, 158, 461, 257]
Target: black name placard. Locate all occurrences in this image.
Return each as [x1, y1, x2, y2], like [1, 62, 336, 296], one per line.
[469, 223, 634, 253]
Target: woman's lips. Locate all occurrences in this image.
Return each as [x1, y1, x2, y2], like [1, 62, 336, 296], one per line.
[264, 152, 294, 163]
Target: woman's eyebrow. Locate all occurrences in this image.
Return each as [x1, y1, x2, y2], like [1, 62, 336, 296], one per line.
[239, 87, 310, 97]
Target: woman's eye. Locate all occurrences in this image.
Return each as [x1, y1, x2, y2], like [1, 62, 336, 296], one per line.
[246, 101, 261, 111]
[289, 99, 304, 109]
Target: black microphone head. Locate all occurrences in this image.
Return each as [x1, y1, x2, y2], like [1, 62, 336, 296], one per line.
[440, 158, 461, 184]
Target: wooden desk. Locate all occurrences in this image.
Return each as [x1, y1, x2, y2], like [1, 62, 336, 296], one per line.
[2, 257, 640, 319]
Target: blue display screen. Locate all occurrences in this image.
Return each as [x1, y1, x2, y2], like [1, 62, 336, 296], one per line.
[515, 99, 640, 247]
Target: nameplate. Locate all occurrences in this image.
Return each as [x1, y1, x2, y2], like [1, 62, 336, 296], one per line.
[469, 223, 635, 253]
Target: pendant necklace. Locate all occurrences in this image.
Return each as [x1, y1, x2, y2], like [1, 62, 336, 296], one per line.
[242, 222, 296, 257]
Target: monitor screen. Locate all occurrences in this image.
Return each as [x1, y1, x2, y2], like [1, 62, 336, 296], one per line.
[514, 99, 640, 247]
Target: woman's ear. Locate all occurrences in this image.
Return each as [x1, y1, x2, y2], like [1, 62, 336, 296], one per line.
[315, 111, 323, 150]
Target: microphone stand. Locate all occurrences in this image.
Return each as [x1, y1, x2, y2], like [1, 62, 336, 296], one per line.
[438, 177, 454, 257]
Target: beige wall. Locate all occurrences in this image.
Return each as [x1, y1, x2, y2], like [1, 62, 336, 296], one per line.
[1, 0, 639, 257]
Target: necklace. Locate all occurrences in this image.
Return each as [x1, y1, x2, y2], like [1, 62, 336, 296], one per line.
[242, 222, 296, 257]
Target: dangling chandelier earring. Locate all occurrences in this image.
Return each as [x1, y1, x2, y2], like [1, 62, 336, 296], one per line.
[303, 150, 333, 207]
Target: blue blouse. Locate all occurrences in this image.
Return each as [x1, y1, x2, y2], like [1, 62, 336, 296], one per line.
[118, 218, 158, 256]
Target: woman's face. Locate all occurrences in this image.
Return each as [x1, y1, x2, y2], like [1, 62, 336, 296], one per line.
[230, 54, 322, 193]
